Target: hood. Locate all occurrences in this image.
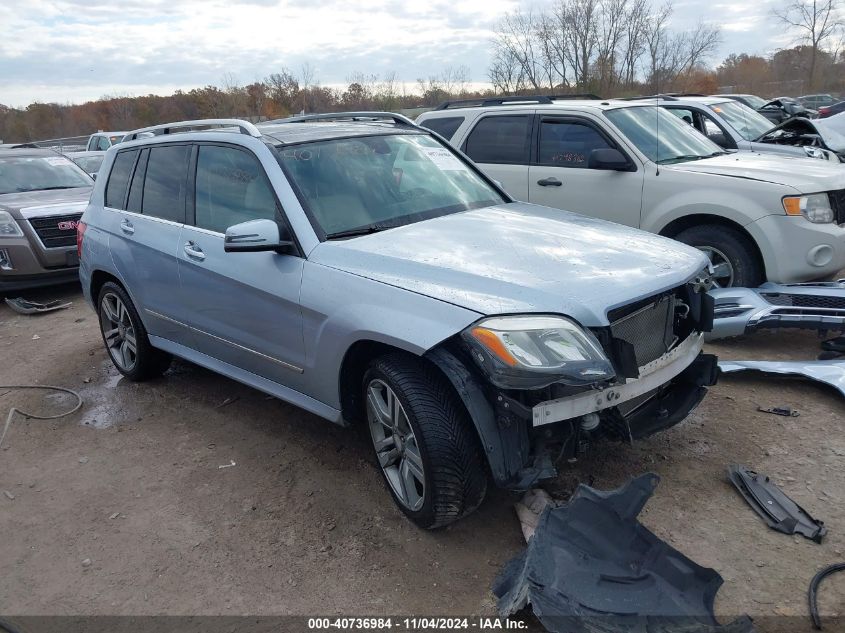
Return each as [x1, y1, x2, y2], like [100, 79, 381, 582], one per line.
[667, 152, 845, 191]
[755, 115, 845, 154]
[0, 187, 92, 219]
[309, 203, 708, 327]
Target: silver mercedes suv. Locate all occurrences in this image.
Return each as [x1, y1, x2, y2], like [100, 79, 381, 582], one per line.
[78, 115, 716, 528]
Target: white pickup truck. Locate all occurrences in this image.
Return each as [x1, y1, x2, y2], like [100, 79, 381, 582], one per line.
[418, 97, 845, 287]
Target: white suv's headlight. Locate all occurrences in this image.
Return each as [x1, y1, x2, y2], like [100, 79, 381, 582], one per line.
[783, 193, 835, 223]
[804, 146, 830, 160]
[461, 315, 615, 389]
[0, 210, 23, 237]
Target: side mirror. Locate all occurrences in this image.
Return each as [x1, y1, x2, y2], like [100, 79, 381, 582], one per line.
[224, 219, 294, 254]
[588, 148, 630, 171]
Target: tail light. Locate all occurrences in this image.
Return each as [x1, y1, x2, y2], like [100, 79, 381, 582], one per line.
[819, 107, 831, 118]
[77, 220, 87, 258]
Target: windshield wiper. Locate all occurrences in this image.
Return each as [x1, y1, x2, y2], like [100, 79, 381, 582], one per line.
[325, 224, 392, 240]
[36, 186, 75, 191]
[656, 154, 709, 164]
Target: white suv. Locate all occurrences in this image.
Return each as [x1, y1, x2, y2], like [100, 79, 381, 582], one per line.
[418, 97, 845, 287]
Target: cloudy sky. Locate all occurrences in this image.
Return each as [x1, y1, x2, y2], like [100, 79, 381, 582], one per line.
[0, 0, 792, 107]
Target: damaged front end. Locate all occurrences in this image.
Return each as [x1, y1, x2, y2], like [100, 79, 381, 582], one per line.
[427, 279, 717, 490]
[755, 116, 845, 162]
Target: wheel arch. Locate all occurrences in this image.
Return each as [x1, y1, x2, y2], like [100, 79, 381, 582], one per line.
[658, 214, 766, 280]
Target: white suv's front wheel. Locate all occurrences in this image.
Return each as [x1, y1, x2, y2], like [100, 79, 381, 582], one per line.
[675, 224, 764, 288]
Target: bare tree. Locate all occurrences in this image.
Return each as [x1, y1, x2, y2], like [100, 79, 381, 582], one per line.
[494, 9, 548, 90]
[774, 0, 843, 88]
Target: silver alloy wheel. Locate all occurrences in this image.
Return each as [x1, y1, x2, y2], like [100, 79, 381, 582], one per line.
[697, 245, 735, 288]
[99, 292, 138, 372]
[365, 379, 426, 511]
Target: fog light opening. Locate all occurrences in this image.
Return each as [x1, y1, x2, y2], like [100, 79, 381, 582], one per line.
[0, 248, 12, 271]
[807, 244, 834, 268]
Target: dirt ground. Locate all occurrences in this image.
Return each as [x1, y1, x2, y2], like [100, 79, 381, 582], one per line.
[1, 282, 844, 632]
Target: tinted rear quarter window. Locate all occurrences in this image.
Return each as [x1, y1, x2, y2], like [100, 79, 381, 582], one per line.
[420, 116, 465, 141]
[464, 115, 530, 164]
[126, 149, 149, 213]
[142, 145, 190, 223]
[105, 150, 138, 209]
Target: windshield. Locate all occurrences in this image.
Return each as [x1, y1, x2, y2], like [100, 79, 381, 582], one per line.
[739, 95, 767, 109]
[72, 155, 105, 173]
[710, 100, 773, 140]
[604, 106, 724, 164]
[275, 134, 505, 238]
[0, 155, 92, 195]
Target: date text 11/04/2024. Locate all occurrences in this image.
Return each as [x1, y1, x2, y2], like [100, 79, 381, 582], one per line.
[307, 618, 528, 630]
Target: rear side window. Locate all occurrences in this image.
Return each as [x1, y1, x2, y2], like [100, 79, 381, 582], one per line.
[142, 145, 190, 223]
[538, 120, 612, 168]
[194, 145, 278, 233]
[126, 149, 148, 213]
[420, 116, 464, 141]
[464, 115, 530, 164]
[105, 150, 138, 209]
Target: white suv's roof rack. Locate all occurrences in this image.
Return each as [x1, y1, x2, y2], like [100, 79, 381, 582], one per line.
[122, 119, 262, 141]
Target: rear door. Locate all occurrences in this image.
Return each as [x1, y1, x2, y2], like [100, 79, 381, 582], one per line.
[527, 115, 644, 227]
[106, 143, 191, 345]
[177, 142, 306, 389]
[461, 112, 532, 200]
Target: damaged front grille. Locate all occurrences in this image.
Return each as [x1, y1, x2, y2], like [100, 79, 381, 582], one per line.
[609, 294, 676, 368]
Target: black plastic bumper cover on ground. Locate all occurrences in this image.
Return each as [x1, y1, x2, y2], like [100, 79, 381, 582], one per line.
[493, 473, 755, 633]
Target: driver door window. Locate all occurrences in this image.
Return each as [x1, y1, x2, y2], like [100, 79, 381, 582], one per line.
[538, 120, 613, 168]
[194, 145, 278, 233]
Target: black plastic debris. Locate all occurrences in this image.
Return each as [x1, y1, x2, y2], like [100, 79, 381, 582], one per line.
[728, 465, 826, 543]
[4, 297, 72, 315]
[808, 562, 845, 630]
[756, 406, 799, 417]
[493, 473, 755, 633]
[819, 336, 845, 361]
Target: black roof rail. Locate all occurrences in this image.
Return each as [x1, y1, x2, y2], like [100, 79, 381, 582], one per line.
[622, 94, 680, 101]
[434, 93, 603, 110]
[269, 112, 417, 127]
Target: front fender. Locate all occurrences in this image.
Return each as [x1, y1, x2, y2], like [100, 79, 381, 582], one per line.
[299, 262, 481, 408]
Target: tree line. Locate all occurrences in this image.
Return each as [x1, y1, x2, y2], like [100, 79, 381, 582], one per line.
[1, 0, 844, 143]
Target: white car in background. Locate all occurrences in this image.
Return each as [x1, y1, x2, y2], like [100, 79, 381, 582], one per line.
[418, 96, 845, 288]
[86, 131, 127, 152]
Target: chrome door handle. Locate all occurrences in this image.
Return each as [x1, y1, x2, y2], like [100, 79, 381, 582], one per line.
[183, 241, 205, 261]
[537, 177, 562, 187]
[120, 219, 135, 235]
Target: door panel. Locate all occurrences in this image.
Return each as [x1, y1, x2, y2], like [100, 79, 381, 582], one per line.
[527, 117, 644, 227]
[178, 143, 306, 388]
[104, 147, 189, 344]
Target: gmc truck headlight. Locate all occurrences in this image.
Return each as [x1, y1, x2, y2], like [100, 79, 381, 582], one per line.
[461, 315, 615, 390]
[0, 210, 23, 237]
[783, 193, 835, 224]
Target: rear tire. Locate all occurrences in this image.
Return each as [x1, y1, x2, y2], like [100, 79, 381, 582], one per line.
[97, 281, 171, 381]
[675, 224, 763, 288]
[363, 353, 487, 529]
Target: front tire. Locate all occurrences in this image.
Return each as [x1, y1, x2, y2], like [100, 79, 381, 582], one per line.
[674, 224, 763, 288]
[97, 282, 171, 381]
[363, 353, 487, 529]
